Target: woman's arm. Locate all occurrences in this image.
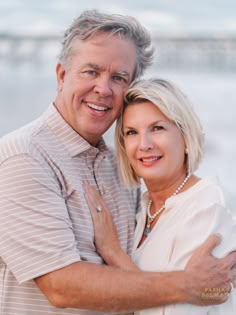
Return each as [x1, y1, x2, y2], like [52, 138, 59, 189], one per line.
[83, 180, 138, 270]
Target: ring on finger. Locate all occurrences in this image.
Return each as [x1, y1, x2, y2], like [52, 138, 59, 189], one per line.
[96, 205, 102, 213]
[229, 282, 234, 293]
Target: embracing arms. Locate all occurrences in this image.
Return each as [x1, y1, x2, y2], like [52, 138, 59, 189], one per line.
[33, 181, 236, 312]
[1, 154, 235, 313]
[35, 237, 236, 312]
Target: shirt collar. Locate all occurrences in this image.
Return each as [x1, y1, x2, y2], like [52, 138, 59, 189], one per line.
[43, 103, 110, 158]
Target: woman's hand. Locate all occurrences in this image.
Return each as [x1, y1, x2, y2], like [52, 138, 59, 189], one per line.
[83, 181, 138, 270]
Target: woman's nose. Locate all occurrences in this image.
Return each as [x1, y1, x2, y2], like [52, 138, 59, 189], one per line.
[139, 134, 153, 151]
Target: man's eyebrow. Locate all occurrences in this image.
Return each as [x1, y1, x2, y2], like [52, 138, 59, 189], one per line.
[85, 63, 101, 70]
[84, 63, 131, 79]
[85, 62, 130, 76]
[114, 71, 132, 83]
[116, 71, 129, 77]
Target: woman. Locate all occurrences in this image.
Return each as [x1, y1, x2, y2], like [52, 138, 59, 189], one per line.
[83, 78, 236, 314]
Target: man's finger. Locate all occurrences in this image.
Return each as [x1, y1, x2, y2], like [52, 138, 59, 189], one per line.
[196, 234, 222, 256]
[224, 251, 236, 268]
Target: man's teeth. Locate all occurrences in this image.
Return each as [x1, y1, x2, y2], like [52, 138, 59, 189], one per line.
[87, 103, 108, 111]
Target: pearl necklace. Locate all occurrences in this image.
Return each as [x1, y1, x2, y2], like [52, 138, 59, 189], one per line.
[144, 174, 191, 237]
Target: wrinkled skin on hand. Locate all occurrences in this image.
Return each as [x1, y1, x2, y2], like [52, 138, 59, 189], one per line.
[185, 234, 236, 305]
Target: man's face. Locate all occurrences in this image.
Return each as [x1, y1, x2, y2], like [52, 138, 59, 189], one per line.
[55, 32, 137, 146]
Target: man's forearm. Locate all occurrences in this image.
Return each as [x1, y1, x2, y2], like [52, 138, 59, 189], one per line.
[35, 261, 189, 312]
[36, 235, 236, 312]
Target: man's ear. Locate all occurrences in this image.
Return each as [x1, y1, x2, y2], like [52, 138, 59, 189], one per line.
[56, 63, 66, 91]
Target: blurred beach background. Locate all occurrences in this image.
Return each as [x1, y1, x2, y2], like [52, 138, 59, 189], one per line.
[0, 0, 236, 208]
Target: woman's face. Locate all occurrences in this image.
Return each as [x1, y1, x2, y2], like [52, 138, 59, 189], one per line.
[123, 101, 187, 186]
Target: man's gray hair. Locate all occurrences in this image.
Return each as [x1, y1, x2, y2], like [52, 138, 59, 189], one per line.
[58, 10, 154, 79]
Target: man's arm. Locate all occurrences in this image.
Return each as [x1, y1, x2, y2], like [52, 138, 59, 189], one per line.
[2, 157, 235, 312]
[35, 235, 236, 312]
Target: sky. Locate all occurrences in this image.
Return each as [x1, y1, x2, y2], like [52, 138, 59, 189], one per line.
[0, 0, 236, 37]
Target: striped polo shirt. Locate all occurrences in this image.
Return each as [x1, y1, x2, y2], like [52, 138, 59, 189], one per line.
[0, 104, 140, 315]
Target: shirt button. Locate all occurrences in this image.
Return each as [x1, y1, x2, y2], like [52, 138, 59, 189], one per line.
[100, 186, 106, 195]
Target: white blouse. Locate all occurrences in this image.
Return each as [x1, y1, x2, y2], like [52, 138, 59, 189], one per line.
[133, 177, 236, 315]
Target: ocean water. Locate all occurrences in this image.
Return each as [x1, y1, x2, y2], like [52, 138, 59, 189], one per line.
[0, 50, 236, 210]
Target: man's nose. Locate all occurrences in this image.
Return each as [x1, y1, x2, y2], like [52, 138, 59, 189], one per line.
[94, 76, 112, 97]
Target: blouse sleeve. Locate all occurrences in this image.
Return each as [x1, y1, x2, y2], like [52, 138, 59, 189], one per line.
[171, 203, 236, 265]
[162, 202, 236, 315]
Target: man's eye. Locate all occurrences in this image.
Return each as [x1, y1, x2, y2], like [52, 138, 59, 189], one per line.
[113, 76, 127, 84]
[113, 76, 124, 81]
[84, 70, 97, 76]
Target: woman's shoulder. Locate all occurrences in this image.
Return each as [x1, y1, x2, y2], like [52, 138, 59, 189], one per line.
[185, 176, 226, 207]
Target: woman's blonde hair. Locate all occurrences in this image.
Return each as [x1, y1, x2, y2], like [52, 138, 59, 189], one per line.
[115, 78, 205, 186]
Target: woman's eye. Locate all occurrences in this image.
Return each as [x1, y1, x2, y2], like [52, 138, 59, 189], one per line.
[153, 125, 164, 131]
[125, 130, 137, 136]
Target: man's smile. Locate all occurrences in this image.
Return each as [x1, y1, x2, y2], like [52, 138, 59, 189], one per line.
[87, 102, 110, 112]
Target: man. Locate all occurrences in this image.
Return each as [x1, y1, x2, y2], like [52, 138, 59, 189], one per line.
[0, 9, 235, 315]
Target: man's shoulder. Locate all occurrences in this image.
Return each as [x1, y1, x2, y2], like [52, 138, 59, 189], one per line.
[0, 113, 51, 165]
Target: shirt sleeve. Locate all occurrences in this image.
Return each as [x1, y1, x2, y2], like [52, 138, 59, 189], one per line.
[0, 154, 81, 284]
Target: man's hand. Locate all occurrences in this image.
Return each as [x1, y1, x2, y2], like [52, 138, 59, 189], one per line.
[185, 234, 236, 305]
